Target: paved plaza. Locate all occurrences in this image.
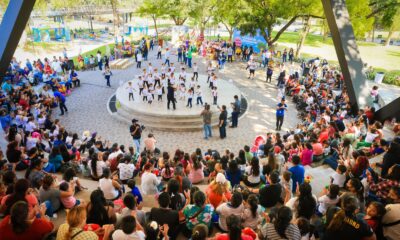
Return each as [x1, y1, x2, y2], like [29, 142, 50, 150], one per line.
[56, 47, 299, 154]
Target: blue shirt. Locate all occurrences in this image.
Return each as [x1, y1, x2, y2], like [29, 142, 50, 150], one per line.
[2, 82, 12, 93]
[54, 91, 65, 103]
[289, 165, 305, 193]
[131, 186, 143, 204]
[0, 114, 11, 130]
[276, 103, 287, 117]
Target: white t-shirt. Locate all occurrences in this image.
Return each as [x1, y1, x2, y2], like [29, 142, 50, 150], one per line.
[99, 178, 119, 200]
[331, 172, 346, 188]
[112, 229, 145, 240]
[318, 195, 339, 214]
[25, 121, 36, 132]
[216, 203, 245, 231]
[118, 163, 135, 180]
[89, 160, 107, 177]
[365, 132, 379, 143]
[137, 54, 143, 61]
[140, 172, 160, 195]
[245, 166, 261, 184]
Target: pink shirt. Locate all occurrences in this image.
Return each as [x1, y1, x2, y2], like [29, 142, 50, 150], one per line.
[61, 195, 76, 209]
[301, 149, 313, 166]
[188, 163, 204, 184]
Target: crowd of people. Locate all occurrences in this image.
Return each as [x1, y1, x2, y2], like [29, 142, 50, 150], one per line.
[0, 36, 399, 240]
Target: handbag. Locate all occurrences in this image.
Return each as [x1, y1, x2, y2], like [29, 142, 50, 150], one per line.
[179, 206, 205, 224]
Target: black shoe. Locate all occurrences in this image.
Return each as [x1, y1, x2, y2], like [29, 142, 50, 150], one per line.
[229, 126, 234, 128]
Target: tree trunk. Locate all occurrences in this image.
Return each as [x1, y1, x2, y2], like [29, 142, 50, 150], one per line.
[110, 0, 119, 36]
[152, 16, 158, 38]
[372, 23, 375, 42]
[295, 16, 311, 58]
[270, 16, 298, 44]
[385, 29, 393, 46]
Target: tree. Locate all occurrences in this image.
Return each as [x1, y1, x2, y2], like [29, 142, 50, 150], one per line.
[190, 0, 217, 36]
[347, 0, 374, 39]
[237, 0, 324, 46]
[367, 0, 400, 18]
[137, 0, 167, 37]
[382, 9, 400, 45]
[110, 0, 120, 36]
[213, 0, 244, 41]
[164, 0, 192, 25]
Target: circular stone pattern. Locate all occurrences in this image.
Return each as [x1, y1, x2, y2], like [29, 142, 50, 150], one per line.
[113, 74, 242, 131]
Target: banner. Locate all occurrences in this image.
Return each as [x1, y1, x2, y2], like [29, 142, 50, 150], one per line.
[32, 28, 41, 42]
[232, 29, 267, 53]
[42, 29, 50, 42]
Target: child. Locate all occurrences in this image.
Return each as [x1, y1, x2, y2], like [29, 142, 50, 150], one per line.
[112, 215, 146, 240]
[156, 85, 163, 101]
[59, 181, 80, 209]
[142, 86, 148, 102]
[282, 171, 293, 199]
[127, 179, 143, 206]
[193, 63, 199, 81]
[179, 84, 186, 100]
[196, 85, 203, 105]
[126, 81, 135, 101]
[138, 76, 144, 96]
[187, 89, 193, 108]
[147, 89, 153, 104]
[364, 201, 386, 232]
[189, 77, 196, 91]
[241, 194, 260, 231]
[118, 193, 146, 225]
[330, 164, 347, 188]
[212, 86, 218, 105]
[317, 184, 340, 215]
[161, 63, 166, 78]
[296, 217, 316, 240]
[148, 83, 155, 99]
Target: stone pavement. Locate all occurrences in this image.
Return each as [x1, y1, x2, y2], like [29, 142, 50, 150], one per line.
[54, 48, 299, 154]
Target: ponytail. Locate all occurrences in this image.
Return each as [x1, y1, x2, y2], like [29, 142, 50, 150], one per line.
[327, 209, 346, 231]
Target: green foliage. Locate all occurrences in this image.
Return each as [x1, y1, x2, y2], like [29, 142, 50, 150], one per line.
[367, 69, 400, 86]
[136, 0, 167, 18]
[346, 0, 374, 39]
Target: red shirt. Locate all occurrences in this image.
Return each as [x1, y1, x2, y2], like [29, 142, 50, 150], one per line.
[0, 215, 53, 240]
[215, 233, 253, 240]
[318, 130, 329, 143]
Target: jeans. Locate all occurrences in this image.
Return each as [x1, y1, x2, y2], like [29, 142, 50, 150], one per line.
[157, 52, 162, 59]
[44, 200, 55, 217]
[213, 96, 217, 105]
[165, 59, 170, 67]
[219, 124, 226, 139]
[276, 115, 284, 129]
[196, 97, 203, 105]
[133, 138, 141, 153]
[228, 55, 233, 62]
[137, 61, 141, 68]
[193, 72, 198, 80]
[129, 93, 134, 101]
[187, 98, 192, 108]
[98, 61, 103, 70]
[59, 101, 68, 115]
[323, 151, 339, 170]
[187, 58, 192, 68]
[266, 74, 272, 82]
[178, 53, 182, 62]
[203, 124, 212, 139]
[231, 112, 239, 127]
[105, 75, 111, 86]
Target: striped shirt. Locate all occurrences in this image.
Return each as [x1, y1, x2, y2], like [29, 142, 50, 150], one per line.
[260, 223, 301, 240]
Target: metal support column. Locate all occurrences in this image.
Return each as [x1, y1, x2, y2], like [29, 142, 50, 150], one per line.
[321, 0, 370, 112]
[0, 0, 36, 78]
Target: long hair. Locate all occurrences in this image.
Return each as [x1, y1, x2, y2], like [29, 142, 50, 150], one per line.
[5, 179, 29, 215]
[328, 195, 359, 231]
[227, 215, 242, 240]
[247, 194, 259, 218]
[250, 157, 260, 176]
[274, 206, 293, 238]
[297, 183, 316, 219]
[10, 201, 29, 234]
[86, 189, 109, 226]
[90, 153, 98, 178]
[65, 206, 87, 240]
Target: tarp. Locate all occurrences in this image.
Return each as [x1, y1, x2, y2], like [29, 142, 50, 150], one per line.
[232, 29, 267, 53]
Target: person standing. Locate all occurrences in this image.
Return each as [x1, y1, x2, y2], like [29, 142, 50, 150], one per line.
[187, 48, 193, 68]
[130, 119, 142, 153]
[167, 83, 176, 110]
[227, 45, 233, 62]
[230, 95, 240, 128]
[165, 48, 170, 67]
[266, 65, 273, 83]
[157, 45, 162, 59]
[137, 51, 143, 69]
[247, 59, 256, 80]
[276, 98, 287, 131]
[289, 48, 294, 64]
[96, 51, 102, 70]
[218, 105, 227, 139]
[54, 90, 68, 116]
[104, 66, 112, 87]
[201, 104, 212, 140]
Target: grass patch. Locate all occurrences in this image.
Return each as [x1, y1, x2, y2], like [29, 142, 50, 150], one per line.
[388, 50, 400, 58]
[70, 43, 116, 65]
[272, 31, 333, 47]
